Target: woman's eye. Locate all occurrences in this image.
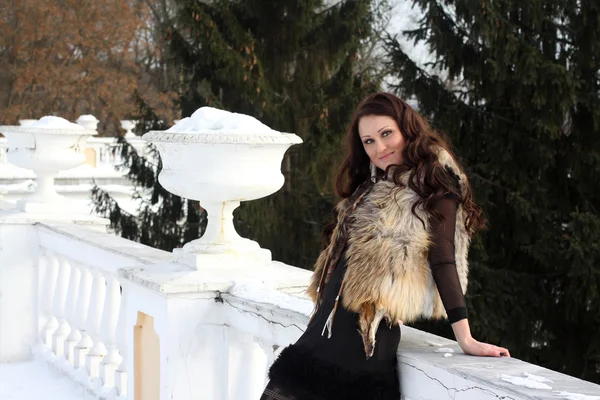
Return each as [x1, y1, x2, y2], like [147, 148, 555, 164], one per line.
[382, 130, 392, 137]
[364, 139, 374, 145]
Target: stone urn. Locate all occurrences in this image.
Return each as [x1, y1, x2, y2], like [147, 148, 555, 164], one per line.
[18, 119, 38, 126]
[142, 110, 302, 268]
[0, 117, 97, 213]
[76, 115, 99, 130]
[120, 120, 137, 138]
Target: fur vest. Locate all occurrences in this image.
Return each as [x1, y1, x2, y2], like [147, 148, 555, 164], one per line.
[306, 148, 472, 357]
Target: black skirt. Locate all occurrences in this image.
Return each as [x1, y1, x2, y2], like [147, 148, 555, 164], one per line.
[260, 260, 401, 400]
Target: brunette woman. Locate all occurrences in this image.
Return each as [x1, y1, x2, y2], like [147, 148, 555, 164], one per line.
[260, 92, 510, 400]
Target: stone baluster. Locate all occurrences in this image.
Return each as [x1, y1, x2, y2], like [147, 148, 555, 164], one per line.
[74, 264, 94, 369]
[100, 145, 109, 165]
[85, 268, 107, 380]
[95, 144, 103, 167]
[256, 339, 277, 387]
[229, 333, 269, 400]
[114, 283, 129, 398]
[99, 273, 123, 391]
[64, 261, 82, 365]
[39, 252, 59, 347]
[52, 255, 72, 358]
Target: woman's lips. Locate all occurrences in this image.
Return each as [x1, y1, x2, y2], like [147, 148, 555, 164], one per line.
[380, 151, 395, 160]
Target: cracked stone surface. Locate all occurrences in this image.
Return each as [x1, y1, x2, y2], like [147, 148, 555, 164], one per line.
[398, 326, 600, 399]
[109, 241, 598, 400]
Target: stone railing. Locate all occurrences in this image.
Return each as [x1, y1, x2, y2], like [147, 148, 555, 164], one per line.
[84, 137, 147, 169]
[0, 215, 310, 399]
[2, 218, 599, 400]
[1, 113, 598, 400]
[34, 222, 172, 399]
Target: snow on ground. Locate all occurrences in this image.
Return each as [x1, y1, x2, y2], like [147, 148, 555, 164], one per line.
[0, 359, 85, 400]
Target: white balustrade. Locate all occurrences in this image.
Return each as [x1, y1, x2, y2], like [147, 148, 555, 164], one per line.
[87, 138, 121, 167]
[35, 245, 128, 396]
[51, 255, 72, 358]
[218, 292, 308, 400]
[86, 267, 108, 381]
[64, 261, 82, 364]
[255, 339, 277, 387]
[2, 205, 599, 400]
[39, 253, 59, 347]
[229, 332, 271, 400]
[99, 273, 123, 393]
[28, 221, 170, 399]
[114, 285, 129, 398]
[34, 220, 172, 398]
[74, 264, 94, 369]
[84, 136, 148, 169]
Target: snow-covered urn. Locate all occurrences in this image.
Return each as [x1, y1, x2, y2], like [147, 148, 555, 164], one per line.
[0, 116, 97, 213]
[18, 119, 38, 126]
[143, 107, 302, 268]
[76, 114, 99, 130]
[120, 120, 137, 138]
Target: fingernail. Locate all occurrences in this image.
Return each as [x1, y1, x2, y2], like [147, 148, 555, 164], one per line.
[500, 352, 506, 356]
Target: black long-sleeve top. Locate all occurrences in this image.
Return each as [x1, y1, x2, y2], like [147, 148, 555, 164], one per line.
[428, 196, 468, 324]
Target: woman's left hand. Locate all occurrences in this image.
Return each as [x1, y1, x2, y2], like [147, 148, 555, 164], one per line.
[459, 337, 510, 357]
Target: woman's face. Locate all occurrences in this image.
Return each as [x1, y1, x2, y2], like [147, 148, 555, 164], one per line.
[358, 115, 405, 171]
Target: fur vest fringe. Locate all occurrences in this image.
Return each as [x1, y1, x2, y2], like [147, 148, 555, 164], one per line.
[306, 148, 472, 357]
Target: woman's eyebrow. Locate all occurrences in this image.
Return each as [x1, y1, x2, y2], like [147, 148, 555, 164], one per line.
[378, 126, 390, 133]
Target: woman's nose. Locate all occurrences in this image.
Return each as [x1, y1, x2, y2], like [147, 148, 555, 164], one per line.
[376, 141, 387, 153]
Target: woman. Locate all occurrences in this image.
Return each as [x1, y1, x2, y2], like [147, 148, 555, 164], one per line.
[260, 92, 510, 400]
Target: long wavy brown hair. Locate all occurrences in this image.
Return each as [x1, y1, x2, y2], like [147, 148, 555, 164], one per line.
[332, 92, 486, 236]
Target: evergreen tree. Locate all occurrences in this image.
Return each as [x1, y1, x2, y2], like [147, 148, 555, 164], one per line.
[385, 0, 600, 383]
[93, 0, 383, 266]
[92, 94, 205, 250]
